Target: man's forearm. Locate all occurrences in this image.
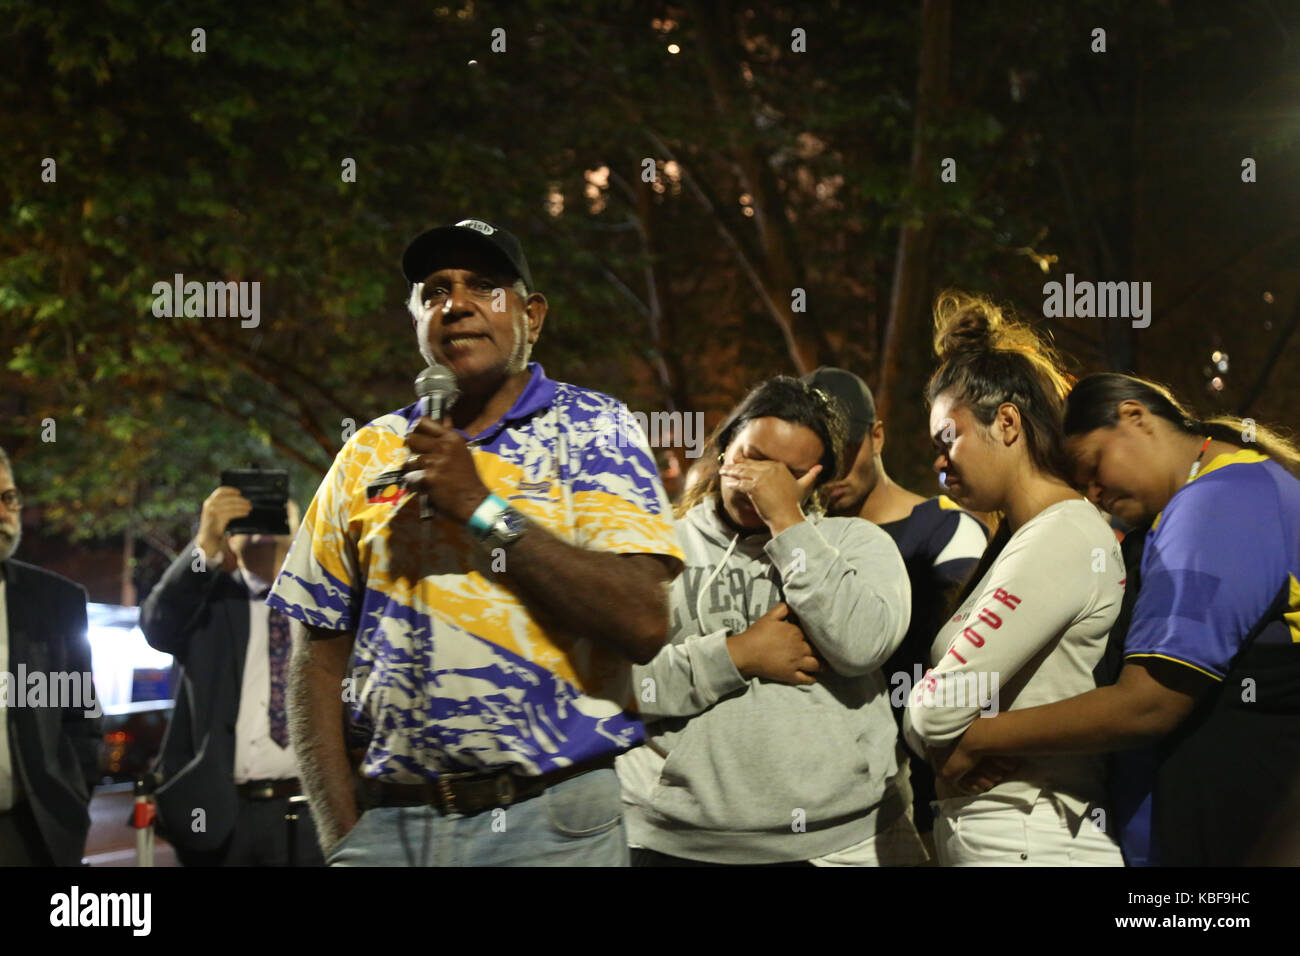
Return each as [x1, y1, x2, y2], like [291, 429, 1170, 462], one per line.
[495, 522, 669, 664]
[287, 625, 359, 851]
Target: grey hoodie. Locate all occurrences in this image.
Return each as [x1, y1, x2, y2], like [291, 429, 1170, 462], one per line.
[617, 497, 913, 863]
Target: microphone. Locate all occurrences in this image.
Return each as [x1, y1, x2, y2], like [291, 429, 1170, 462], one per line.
[414, 364, 460, 519]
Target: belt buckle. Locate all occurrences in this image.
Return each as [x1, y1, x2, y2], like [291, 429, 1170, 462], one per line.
[436, 776, 457, 814]
[432, 766, 518, 813]
[251, 781, 274, 800]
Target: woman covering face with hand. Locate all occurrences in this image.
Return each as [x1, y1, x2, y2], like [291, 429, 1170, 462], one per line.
[901, 291, 1126, 867]
[937, 373, 1300, 866]
[615, 376, 925, 866]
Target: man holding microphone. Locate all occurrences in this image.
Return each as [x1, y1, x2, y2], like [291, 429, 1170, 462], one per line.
[268, 219, 683, 866]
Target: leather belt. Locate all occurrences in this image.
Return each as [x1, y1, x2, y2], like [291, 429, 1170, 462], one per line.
[360, 754, 615, 816]
[236, 778, 303, 800]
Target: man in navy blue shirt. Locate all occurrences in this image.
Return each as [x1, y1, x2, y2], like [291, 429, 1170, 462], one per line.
[803, 368, 988, 845]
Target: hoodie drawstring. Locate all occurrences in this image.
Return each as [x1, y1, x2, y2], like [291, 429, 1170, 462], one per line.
[695, 530, 741, 634]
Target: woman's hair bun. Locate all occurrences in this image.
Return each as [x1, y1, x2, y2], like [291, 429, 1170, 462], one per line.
[932, 291, 1001, 361]
[932, 289, 1052, 364]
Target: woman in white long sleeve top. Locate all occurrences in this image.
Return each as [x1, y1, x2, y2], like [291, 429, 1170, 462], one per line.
[902, 291, 1125, 866]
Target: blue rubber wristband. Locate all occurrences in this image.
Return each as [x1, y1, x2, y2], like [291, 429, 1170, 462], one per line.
[467, 494, 509, 538]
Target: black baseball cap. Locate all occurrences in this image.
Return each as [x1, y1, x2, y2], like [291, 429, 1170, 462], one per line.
[801, 367, 877, 446]
[401, 219, 534, 291]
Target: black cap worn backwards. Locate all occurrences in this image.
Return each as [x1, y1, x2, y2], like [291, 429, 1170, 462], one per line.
[401, 219, 534, 292]
[800, 367, 877, 446]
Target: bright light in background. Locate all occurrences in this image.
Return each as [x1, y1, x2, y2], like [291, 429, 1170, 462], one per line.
[584, 166, 609, 213]
[545, 183, 564, 217]
[667, 44, 680, 54]
[86, 603, 173, 713]
[663, 160, 681, 196]
[650, 160, 665, 194]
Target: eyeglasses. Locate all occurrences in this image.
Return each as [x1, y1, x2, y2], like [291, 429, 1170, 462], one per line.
[0, 489, 23, 511]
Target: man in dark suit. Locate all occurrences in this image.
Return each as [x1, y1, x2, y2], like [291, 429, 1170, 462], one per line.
[0, 448, 101, 866]
[141, 484, 323, 866]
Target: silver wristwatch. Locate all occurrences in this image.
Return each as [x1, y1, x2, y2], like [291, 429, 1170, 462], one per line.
[481, 505, 528, 549]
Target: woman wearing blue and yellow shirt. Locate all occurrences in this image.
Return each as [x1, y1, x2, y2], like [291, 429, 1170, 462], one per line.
[939, 373, 1300, 865]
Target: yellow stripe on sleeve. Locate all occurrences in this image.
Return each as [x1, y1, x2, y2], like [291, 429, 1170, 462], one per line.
[1124, 652, 1223, 683]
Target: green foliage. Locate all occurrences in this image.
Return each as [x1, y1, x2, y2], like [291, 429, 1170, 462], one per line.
[1, 0, 1296, 557]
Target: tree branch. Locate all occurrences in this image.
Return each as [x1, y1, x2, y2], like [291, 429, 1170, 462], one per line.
[175, 389, 330, 475]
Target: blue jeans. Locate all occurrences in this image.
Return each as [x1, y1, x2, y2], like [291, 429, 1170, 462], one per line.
[326, 768, 629, 866]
